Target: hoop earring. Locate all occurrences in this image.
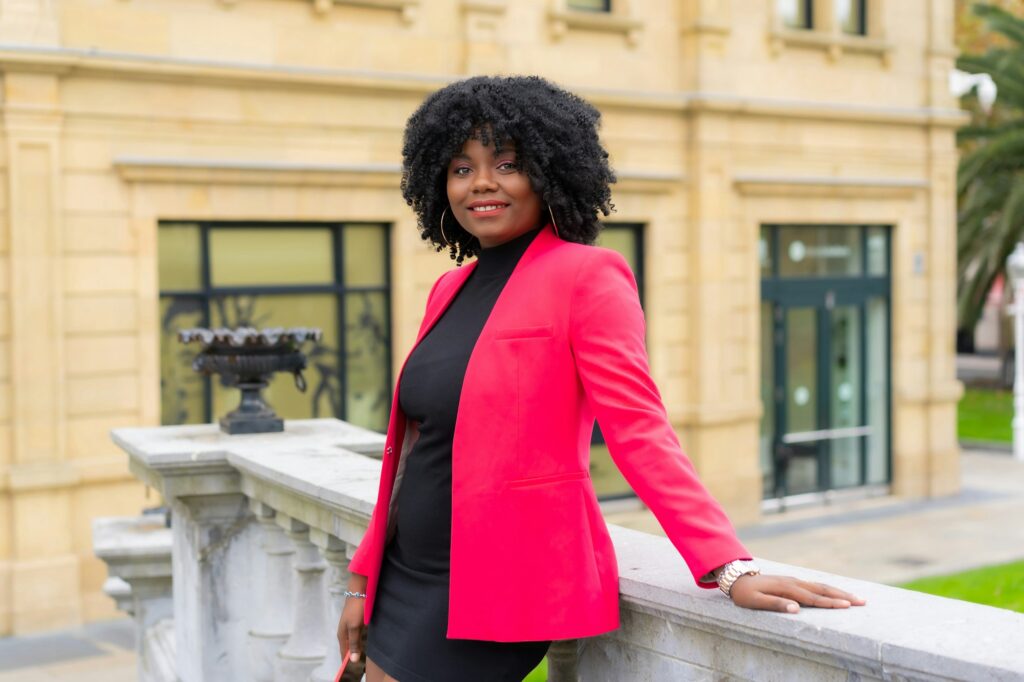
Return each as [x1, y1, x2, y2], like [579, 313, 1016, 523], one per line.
[548, 205, 561, 239]
[440, 208, 461, 260]
[440, 208, 451, 246]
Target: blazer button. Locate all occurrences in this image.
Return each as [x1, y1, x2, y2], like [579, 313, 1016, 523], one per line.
[385, 446, 393, 455]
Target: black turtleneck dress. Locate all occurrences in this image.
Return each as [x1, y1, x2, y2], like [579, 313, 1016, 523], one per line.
[364, 226, 551, 682]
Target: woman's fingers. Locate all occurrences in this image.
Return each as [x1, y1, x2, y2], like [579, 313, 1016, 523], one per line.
[731, 574, 868, 613]
[746, 589, 802, 614]
[348, 622, 363, 662]
[805, 581, 867, 605]
[782, 583, 852, 609]
[337, 617, 349, 659]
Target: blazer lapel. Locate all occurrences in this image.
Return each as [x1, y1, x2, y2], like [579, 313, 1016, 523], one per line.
[415, 223, 560, 345]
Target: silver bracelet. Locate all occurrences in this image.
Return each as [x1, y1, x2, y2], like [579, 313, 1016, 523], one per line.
[344, 590, 367, 599]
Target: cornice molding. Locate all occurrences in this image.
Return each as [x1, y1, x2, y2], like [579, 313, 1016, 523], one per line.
[734, 174, 929, 198]
[0, 44, 970, 128]
[113, 156, 402, 187]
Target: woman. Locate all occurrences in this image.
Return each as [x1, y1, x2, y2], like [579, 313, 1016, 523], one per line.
[338, 76, 865, 682]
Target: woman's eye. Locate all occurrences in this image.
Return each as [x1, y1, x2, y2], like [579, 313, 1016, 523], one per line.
[498, 161, 518, 171]
[452, 167, 471, 176]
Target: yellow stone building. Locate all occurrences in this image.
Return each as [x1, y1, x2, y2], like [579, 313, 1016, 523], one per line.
[0, 0, 964, 635]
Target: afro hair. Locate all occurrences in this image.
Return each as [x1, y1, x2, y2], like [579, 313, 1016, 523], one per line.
[400, 75, 616, 264]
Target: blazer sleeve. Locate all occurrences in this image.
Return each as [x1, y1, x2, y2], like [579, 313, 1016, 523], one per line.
[348, 270, 450, 577]
[569, 247, 752, 587]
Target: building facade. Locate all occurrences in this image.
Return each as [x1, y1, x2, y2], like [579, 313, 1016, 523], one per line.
[0, 0, 963, 634]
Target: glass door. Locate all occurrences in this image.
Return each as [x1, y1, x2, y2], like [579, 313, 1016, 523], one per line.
[768, 300, 871, 497]
[760, 225, 891, 502]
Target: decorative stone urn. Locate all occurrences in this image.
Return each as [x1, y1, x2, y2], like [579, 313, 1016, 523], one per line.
[179, 326, 322, 434]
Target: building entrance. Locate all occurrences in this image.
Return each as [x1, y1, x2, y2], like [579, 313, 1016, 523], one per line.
[760, 225, 892, 507]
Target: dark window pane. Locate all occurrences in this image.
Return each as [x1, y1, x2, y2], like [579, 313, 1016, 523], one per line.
[592, 224, 643, 498]
[779, 226, 863, 277]
[597, 225, 639, 274]
[344, 224, 388, 287]
[778, 0, 812, 28]
[866, 297, 889, 484]
[568, 0, 609, 11]
[345, 291, 390, 432]
[158, 223, 201, 291]
[867, 227, 888, 276]
[209, 227, 334, 287]
[760, 226, 773, 277]
[836, 0, 866, 35]
[160, 297, 205, 425]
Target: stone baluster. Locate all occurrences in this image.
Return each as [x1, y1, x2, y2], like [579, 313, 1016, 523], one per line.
[309, 531, 351, 682]
[547, 639, 579, 682]
[275, 516, 329, 681]
[247, 502, 295, 682]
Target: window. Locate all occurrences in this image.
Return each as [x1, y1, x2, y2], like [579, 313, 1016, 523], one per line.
[590, 223, 644, 500]
[158, 222, 392, 432]
[777, 0, 813, 29]
[568, 0, 610, 11]
[836, 0, 866, 35]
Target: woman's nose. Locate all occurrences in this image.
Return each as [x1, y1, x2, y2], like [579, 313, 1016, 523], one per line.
[471, 168, 498, 191]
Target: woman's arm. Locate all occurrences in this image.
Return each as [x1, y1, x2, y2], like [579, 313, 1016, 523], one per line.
[569, 248, 865, 613]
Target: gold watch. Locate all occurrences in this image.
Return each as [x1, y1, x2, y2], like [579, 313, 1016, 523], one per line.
[716, 560, 761, 597]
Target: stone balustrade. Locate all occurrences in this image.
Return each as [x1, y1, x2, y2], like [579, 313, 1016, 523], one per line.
[96, 419, 1024, 681]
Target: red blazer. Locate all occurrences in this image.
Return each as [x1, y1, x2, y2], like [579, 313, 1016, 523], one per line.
[349, 223, 750, 641]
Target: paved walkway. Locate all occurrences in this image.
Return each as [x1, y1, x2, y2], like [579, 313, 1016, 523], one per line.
[6, 448, 1024, 679]
[0, 618, 135, 681]
[608, 448, 1024, 585]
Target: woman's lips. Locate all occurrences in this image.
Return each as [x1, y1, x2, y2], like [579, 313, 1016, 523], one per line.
[466, 203, 508, 217]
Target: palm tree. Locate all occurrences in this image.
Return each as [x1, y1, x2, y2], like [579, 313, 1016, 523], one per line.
[955, 3, 1024, 347]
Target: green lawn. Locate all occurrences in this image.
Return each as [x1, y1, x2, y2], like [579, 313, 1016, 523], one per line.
[898, 560, 1024, 613]
[958, 387, 1013, 444]
[524, 658, 547, 682]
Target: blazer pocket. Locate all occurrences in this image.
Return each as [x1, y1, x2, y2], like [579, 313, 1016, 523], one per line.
[493, 324, 555, 341]
[507, 470, 588, 489]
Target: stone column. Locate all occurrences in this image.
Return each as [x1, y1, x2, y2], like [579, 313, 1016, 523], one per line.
[247, 503, 294, 682]
[92, 515, 174, 682]
[171, 493, 255, 682]
[275, 516, 328, 681]
[309, 531, 350, 682]
[547, 639, 579, 682]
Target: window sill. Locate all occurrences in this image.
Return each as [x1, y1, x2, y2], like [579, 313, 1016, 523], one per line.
[769, 28, 893, 65]
[312, 0, 419, 24]
[548, 9, 642, 47]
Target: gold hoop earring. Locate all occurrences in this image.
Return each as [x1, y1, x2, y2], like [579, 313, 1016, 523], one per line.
[548, 205, 561, 239]
[440, 208, 451, 246]
[440, 207, 461, 259]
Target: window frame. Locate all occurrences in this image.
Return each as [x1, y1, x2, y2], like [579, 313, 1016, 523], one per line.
[158, 220, 393, 428]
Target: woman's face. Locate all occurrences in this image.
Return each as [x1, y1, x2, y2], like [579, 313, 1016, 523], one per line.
[446, 135, 543, 249]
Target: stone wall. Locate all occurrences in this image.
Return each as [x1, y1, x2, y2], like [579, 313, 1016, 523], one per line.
[2, 0, 965, 634]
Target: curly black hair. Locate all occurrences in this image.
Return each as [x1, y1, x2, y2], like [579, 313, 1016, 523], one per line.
[400, 75, 616, 264]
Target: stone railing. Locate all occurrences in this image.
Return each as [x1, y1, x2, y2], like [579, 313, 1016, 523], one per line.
[95, 419, 1024, 682]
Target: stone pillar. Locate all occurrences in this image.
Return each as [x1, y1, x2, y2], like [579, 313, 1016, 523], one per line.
[683, 110, 763, 526]
[171, 494, 255, 682]
[275, 517, 328, 681]
[547, 639, 579, 682]
[2, 67, 79, 635]
[309, 531, 350, 682]
[247, 503, 294, 682]
[92, 515, 174, 682]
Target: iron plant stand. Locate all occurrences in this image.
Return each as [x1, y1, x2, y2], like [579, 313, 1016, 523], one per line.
[179, 327, 322, 435]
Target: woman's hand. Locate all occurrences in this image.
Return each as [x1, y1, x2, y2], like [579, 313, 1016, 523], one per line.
[729, 574, 867, 613]
[337, 575, 368, 663]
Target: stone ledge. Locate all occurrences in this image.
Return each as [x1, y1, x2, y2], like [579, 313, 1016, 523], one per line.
[608, 525, 1024, 679]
